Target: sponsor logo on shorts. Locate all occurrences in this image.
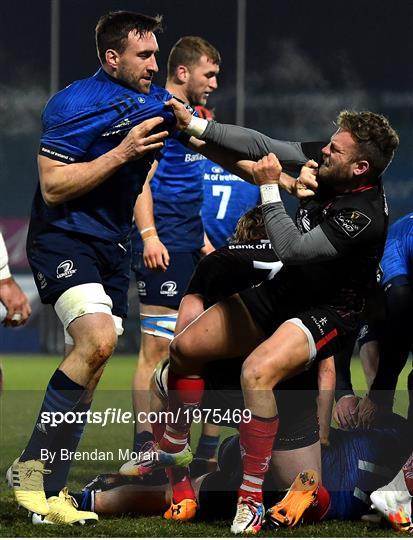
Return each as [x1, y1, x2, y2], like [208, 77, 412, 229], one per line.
[56, 260, 77, 279]
[37, 272, 48, 289]
[160, 281, 178, 297]
[137, 281, 147, 296]
[310, 315, 328, 336]
[137, 97, 146, 103]
[357, 324, 369, 341]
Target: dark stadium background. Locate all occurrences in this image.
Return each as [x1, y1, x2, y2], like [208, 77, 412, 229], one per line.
[0, 0, 412, 353]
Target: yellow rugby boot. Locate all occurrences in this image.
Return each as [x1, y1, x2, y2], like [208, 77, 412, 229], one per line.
[8, 458, 50, 515]
[32, 488, 98, 525]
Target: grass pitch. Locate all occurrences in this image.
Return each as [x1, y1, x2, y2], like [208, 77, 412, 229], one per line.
[0, 354, 410, 537]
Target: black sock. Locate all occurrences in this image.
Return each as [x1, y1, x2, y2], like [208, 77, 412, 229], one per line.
[21, 369, 85, 462]
[195, 434, 220, 460]
[44, 400, 90, 498]
[133, 430, 154, 453]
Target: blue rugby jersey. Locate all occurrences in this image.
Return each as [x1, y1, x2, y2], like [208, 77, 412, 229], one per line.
[380, 212, 413, 286]
[32, 68, 177, 242]
[322, 416, 410, 520]
[201, 160, 260, 247]
[135, 139, 206, 252]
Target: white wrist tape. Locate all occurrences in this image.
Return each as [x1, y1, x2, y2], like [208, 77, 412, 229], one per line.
[185, 116, 208, 138]
[0, 233, 11, 280]
[140, 226, 156, 235]
[260, 183, 281, 205]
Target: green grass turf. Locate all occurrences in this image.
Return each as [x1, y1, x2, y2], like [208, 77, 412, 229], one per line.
[0, 354, 410, 537]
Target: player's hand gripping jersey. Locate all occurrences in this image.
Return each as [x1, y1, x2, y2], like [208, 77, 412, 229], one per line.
[198, 122, 388, 329]
[32, 69, 178, 242]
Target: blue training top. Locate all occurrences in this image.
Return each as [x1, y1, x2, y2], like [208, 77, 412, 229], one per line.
[380, 212, 413, 286]
[201, 159, 260, 248]
[32, 68, 177, 242]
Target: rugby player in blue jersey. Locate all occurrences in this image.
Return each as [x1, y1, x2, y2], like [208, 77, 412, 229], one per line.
[358, 211, 413, 427]
[355, 212, 413, 532]
[126, 37, 221, 465]
[7, 10, 179, 525]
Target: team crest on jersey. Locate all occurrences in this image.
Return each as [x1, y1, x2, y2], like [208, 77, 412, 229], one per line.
[333, 209, 371, 238]
[160, 281, 178, 297]
[56, 260, 77, 279]
[36, 272, 48, 289]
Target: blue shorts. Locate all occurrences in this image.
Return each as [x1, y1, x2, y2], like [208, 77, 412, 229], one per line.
[26, 222, 131, 317]
[133, 251, 201, 308]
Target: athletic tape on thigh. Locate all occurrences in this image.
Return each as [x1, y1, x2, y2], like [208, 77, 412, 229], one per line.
[140, 313, 177, 340]
[287, 317, 317, 365]
[55, 283, 124, 345]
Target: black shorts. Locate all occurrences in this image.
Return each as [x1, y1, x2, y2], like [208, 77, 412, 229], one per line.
[26, 222, 131, 317]
[133, 251, 201, 309]
[357, 320, 383, 348]
[240, 280, 359, 364]
[202, 358, 320, 451]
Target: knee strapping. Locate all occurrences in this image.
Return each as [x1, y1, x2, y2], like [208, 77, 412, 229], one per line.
[140, 313, 177, 340]
[54, 283, 124, 345]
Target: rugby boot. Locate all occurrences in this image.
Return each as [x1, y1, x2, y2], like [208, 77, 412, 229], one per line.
[164, 498, 197, 521]
[266, 469, 319, 528]
[32, 487, 98, 526]
[230, 496, 265, 534]
[119, 441, 193, 477]
[370, 485, 412, 533]
[119, 441, 160, 476]
[8, 458, 51, 515]
[84, 472, 132, 491]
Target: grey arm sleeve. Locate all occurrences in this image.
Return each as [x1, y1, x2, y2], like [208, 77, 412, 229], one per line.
[262, 203, 338, 264]
[202, 122, 308, 175]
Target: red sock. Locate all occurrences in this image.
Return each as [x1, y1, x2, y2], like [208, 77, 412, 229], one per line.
[152, 422, 165, 443]
[303, 485, 331, 523]
[238, 415, 279, 503]
[160, 371, 204, 454]
[166, 466, 196, 503]
[402, 452, 413, 495]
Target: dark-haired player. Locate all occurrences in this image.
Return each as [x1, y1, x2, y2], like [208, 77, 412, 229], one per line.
[8, 10, 177, 525]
